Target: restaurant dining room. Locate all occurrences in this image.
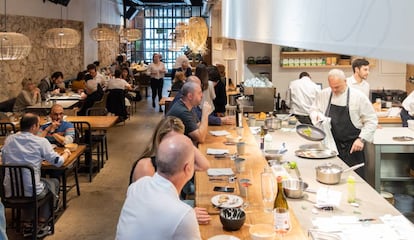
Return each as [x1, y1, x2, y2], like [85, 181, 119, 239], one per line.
[1, 0, 414, 239]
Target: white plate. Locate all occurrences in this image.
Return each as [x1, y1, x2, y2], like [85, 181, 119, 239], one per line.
[211, 194, 243, 208]
[208, 235, 240, 240]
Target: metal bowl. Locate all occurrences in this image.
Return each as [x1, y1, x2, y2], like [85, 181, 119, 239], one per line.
[264, 149, 284, 161]
[282, 179, 308, 198]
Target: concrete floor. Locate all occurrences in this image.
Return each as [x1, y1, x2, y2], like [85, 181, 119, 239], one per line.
[6, 82, 169, 240]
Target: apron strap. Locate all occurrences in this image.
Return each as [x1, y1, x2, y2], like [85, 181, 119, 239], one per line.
[325, 88, 350, 116]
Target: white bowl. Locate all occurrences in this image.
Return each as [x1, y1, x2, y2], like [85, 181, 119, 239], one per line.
[226, 135, 241, 143]
[65, 143, 78, 152]
[249, 224, 276, 240]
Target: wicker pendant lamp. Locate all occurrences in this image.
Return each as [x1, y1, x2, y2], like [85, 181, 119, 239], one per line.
[43, 6, 80, 49]
[222, 38, 237, 60]
[187, 17, 208, 54]
[0, 0, 31, 60]
[90, 1, 116, 41]
[120, 28, 141, 42]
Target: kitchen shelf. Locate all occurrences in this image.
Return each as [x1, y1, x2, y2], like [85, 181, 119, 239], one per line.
[281, 65, 350, 69]
[381, 176, 414, 181]
[280, 50, 352, 69]
[247, 64, 272, 67]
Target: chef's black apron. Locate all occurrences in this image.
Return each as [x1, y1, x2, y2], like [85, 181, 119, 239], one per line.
[325, 89, 365, 178]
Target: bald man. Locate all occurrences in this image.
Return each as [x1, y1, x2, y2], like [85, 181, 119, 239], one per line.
[116, 134, 201, 240]
[167, 80, 211, 144]
[39, 104, 75, 146]
[310, 69, 377, 178]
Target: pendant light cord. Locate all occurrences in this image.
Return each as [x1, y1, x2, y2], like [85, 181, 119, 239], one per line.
[3, 0, 7, 32]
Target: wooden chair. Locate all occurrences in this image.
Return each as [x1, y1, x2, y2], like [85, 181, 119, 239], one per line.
[0, 122, 16, 136]
[0, 165, 55, 239]
[71, 121, 100, 182]
[86, 107, 109, 163]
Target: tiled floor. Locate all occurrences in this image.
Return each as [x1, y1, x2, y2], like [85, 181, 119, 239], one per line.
[6, 80, 171, 240]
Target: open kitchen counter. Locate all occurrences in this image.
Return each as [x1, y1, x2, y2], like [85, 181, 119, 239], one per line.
[197, 120, 414, 239]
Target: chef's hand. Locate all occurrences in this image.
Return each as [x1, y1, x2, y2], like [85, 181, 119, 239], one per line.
[194, 207, 211, 225]
[350, 138, 364, 154]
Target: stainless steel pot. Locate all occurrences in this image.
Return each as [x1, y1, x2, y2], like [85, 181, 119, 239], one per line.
[282, 179, 309, 198]
[265, 117, 281, 131]
[315, 163, 365, 185]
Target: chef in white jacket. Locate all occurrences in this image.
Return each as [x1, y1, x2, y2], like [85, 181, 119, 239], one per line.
[310, 69, 378, 178]
[286, 72, 321, 125]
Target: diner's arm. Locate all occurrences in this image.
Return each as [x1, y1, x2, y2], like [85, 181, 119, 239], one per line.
[193, 146, 209, 171]
[189, 102, 211, 143]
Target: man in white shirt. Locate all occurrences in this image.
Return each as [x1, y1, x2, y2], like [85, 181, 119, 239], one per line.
[310, 69, 377, 178]
[286, 72, 321, 124]
[116, 134, 201, 240]
[400, 90, 414, 127]
[346, 58, 370, 98]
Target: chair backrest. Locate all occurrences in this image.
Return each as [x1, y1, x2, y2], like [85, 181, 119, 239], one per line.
[0, 165, 37, 204]
[92, 92, 109, 109]
[86, 107, 108, 116]
[70, 121, 92, 145]
[0, 122, 16, 136]
[0, 98, 17, 112]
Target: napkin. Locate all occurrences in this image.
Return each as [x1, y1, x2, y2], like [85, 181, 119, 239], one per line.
[209, 130, 230, 136]
[206, 148, 229, 155]
[315, 187, 342, 207]
[207, 168, 235, 176]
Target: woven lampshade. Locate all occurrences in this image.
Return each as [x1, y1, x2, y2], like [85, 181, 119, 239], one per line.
[187, 17, 208, 53]
[0, 32, 32, 60]
[121, 28, 141, 42]
[43, 27, 80, 49]
[222, 38, 237, 60]
[90, 27, 117, 41]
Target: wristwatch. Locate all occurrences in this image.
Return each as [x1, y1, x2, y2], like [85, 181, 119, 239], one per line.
[358, 137, 366, 143]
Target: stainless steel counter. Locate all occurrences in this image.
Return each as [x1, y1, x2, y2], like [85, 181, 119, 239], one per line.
[262, 126, 413, 234]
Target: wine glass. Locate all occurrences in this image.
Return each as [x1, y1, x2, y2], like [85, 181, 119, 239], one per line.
[274, 207, 290, 239]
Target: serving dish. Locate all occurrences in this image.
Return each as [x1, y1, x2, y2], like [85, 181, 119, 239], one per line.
[211, 194, 243, 208]
[296, 124, 326, 141]
[295, 149, 337, 159]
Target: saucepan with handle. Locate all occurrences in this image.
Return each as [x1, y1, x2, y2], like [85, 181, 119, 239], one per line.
[315, 162, 365, 185]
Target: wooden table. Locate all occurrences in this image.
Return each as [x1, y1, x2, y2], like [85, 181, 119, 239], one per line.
[26, 100, 79, 110]
[196, 121, 307, 239]
[65, 116, 118, 130]
[42, 145, 86, 209]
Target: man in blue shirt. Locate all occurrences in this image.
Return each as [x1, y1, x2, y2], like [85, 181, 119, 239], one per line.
[39, 104, 75, 146]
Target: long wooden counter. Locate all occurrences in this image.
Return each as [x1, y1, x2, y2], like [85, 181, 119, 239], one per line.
[197, 120, 413, 239]
[196, 122, 306, 239]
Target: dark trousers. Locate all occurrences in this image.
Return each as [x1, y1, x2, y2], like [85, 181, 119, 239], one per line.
[150, 78, 163, 104]
[400, 108, 413, 127]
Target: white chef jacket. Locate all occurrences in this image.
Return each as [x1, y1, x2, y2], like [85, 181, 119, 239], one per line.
[310, 86, 378, 142]
[402, 90, 414, 115]
[286, 76, 321, 116]
[346, 75, 370, 98]
[116, 173, 201, 240]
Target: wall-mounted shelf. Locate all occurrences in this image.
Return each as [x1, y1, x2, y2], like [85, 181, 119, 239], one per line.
[280, 51, 352, 69]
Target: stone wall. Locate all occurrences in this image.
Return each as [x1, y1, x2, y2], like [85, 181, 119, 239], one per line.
[0, 14, 84, 102]
[98, 23, 120, 69]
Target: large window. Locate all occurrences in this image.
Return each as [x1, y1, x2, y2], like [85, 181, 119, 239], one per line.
[130, 6, 203, 72]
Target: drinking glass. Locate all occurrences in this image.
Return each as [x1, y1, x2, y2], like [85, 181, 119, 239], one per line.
[261, 168, 276, 213]
[240, 179, 251, 209]
[274, 207, 290, 239]
[226, 105, 237, 130]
